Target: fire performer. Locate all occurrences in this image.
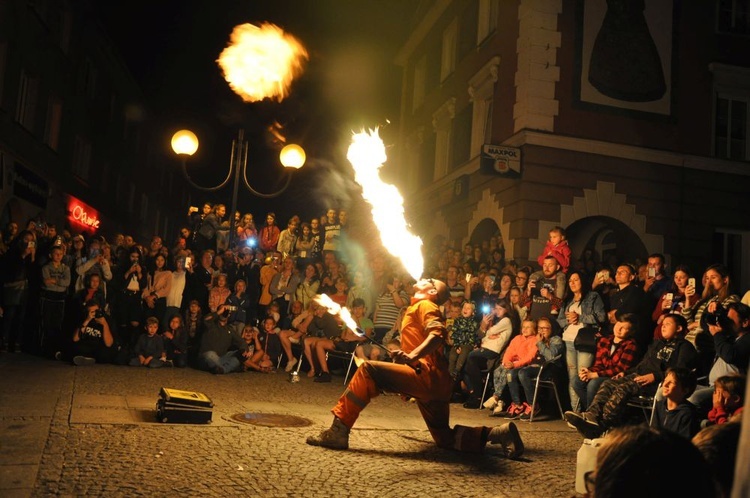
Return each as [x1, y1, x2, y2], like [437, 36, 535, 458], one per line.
[306, 277, 524, 457]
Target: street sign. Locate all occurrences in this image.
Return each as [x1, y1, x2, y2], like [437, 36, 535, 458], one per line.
[480, 144, 521, 177]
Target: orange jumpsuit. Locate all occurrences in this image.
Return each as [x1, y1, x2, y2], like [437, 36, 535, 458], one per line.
[331, 298, 491, 452]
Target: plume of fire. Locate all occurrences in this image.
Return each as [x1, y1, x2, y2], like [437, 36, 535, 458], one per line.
[346, 129, 424, 281]
[217, 23, 308, 103]
[314, 294, 360, 335]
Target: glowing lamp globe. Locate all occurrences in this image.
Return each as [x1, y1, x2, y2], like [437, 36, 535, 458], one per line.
[171, 130, 199, 156]
[279, 143, 306, 169]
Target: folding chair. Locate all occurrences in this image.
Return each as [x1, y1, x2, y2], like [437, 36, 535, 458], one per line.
[627, 382, 662, 426]
[325, 349, 357, 385]
[528, 358, 565, 422]
[480, 356, 503, 409]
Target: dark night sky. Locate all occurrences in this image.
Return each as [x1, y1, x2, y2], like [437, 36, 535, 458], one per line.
[95, 0, 418, 222]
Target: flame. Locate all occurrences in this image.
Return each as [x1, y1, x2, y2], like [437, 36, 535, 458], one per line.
[217, 23, 308, 103]
[347, 129, 423, 281]
[314, 294, 359, 334]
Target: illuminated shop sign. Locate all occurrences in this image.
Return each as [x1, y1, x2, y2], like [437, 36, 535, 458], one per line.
[67, 197, 100, 231]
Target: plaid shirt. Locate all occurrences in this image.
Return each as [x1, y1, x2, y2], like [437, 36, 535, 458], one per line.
[590, 336, 638, 378]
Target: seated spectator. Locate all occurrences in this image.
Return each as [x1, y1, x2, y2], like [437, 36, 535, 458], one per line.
[587, 425, 717, 498]
[240, 324, 271, 373]
[225, 278, 250, 334]
[705, 375, 745, 426]
[280, 301, 315, 372]
[163, 314, 189, 368]
[356, 307, 405, 362]
[295, 263, 320, 311]
[302, 303, 343, 381]
[483, 318, 539, 416]
[689, 302, 750, 415]
[183, 299, 204, 366]
[514, 317, 564, 420]
[692, 421, 742, 498]
[682, 263, 741, 377]
[198, 304, 247, 374]
[129, 317, 166, 368]
[574, 314, 639, 410]
[447, 301, 480, 381]
[651, 264, 693, 340]
[565, 314, 698, 439]
[247, 318, 278, 372]
[208, 273, 231, 313]
[68, 301, 115, 366]
[462, 299, 517, 408]
[650, 367, 700, 439]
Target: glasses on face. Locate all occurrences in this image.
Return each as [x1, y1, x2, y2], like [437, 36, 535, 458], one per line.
[537, 326, 552, 330]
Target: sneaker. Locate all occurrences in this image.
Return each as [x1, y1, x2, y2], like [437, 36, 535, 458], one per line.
[54, 351, 63, 361]
[73, 356, 96, 366]
[163, 359, 174, 367]
[285, 357, 298, 373]
[487, 422, 525, 459]
[483, 396, 500, 410]
[504, 402, 525, 419]
[564, 411, 603, 439]
[519, 403, 541, 421]
[314, 372, 332, 383]
[491, 401, 514, 417]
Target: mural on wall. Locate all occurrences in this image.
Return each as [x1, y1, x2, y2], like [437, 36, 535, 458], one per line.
[578, 0, 674, 115]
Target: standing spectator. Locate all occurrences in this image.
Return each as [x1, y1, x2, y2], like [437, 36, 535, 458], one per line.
[258, 212, 281, 253]
[525, 255, 565, 326]
[322, 208, 340, 255]
[294, 222, 315, 268]
[0, 230, 36, 352]
[558, 270, 607, 411]
[236, 213, 257, 244]
[604, 263, 650, 349]
[74, 237, 113, 295]
[186, 203, 211, 252]
[184, 250, 213, 313]
[141, 253, 172, 324]
[118, 247, 146, 349]
[164, 255, 187, 330]
[208, 273, 231, 313]
[258, 252, 281, 318]
[345, 270, 373, 319]
[269, 256, 301, 320]
[276, 218, 298, 258]
[196, 203, 227, 253]
[39, 244, 71, 357]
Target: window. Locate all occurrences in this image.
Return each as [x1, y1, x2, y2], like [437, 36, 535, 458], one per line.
[477, 0, 500, 43]
[441, 20, 458, 81]
[715, 94, 748, 160]
[72, 136, 92, 181]
[712, 228, 750, 291]
[718, 0, 750, 35]
[412, 55, 426, 111]
[16, 71, 39, 131]
[0, 43, 7, 106]
[451, 105, 473, 170]
[44, 97, 62, 150]
[458, 1, 479, 59]
[469, 57, 500, 156]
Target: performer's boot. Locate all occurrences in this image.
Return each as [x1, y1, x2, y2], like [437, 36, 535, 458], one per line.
[306, 417, 350, 450]
[487, 422, 524, 459]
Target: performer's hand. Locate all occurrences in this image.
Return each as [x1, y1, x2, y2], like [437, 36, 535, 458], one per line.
[390, 349, 413, 364]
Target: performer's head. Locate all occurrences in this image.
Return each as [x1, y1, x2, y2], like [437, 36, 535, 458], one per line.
[413, 278, 449, 305]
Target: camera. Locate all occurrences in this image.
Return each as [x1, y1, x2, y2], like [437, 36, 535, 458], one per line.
[704, 305, 728, 327]
[225, 305, 238, 312]
[94, 309, 104, 319]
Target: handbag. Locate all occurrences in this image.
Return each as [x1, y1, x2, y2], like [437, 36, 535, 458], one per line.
[573, 326, 599, 353]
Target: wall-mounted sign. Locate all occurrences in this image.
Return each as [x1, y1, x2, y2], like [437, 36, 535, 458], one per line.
[67, 197, 100, 231]
[480, 144, 521, 178]
[12, 161, 49, 208]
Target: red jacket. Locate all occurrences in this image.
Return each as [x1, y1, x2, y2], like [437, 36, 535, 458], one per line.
[537, 240, 571, 273]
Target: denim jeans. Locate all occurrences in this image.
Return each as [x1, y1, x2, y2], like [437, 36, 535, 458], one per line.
[565, 340, 594, 411]
[518, 365, 541, 405]
[573, 375, 606, 410]
[463, 348, 500, 394]
[199, 350, 240, 373]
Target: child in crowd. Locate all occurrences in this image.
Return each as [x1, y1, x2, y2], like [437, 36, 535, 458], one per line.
[330, 276, 349, 307]
[651, 367, 700, 439]
[530, 226, 570, 293]
[483, 319, 539, 416]
[266, 301, 281, 324]
[162, 314, 188, 367]
[706, 374, 746, 426]
[257, 316, 280, 368]
[240, 324, 272, 373]
[447, 301, 480, 380]
[208, 273, 231, 313]
[129, 317, 166, 368]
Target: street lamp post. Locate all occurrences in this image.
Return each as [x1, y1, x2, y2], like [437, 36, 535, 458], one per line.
[171, 128, 306, 248]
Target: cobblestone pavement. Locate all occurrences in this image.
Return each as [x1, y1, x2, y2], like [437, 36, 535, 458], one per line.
[0, 353, 582, 497]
